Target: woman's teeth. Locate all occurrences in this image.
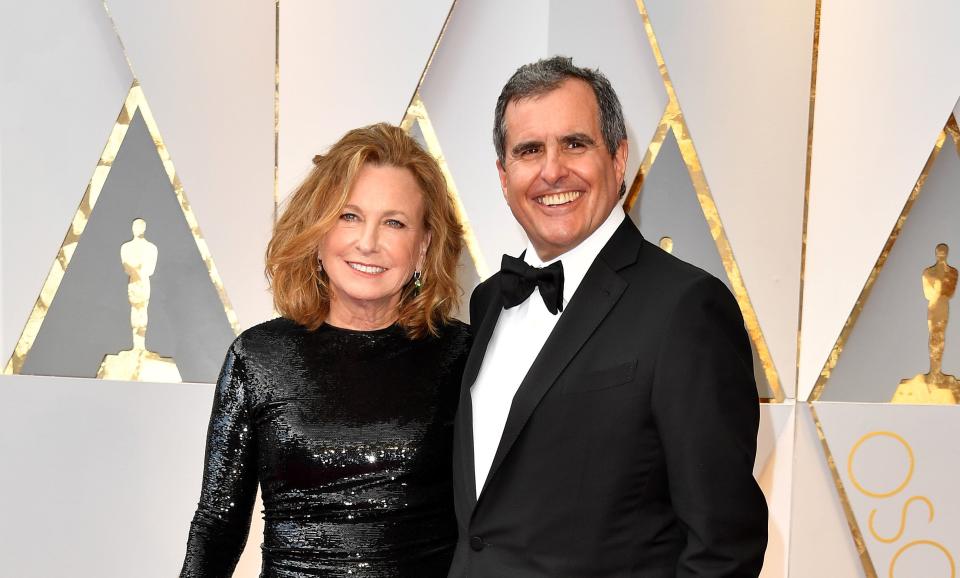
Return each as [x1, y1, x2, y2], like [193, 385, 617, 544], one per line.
[349, 262, 386, 274]
[537, 191, 582, 206]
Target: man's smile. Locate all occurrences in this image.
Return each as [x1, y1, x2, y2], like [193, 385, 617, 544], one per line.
[535, 190, 583, 207]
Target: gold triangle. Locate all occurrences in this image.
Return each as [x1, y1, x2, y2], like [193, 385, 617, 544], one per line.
[3, 81, 240, 376]
[629, 0, 784, 402]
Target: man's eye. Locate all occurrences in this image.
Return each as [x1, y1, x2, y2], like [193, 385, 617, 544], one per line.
[340, 212, 359, 222]
[566, 140, 586, 149]
[519, 146, 541, 157]
[385, 219, 406, 229]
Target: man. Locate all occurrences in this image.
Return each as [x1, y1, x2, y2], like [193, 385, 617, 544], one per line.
[450, 56, 768, 577]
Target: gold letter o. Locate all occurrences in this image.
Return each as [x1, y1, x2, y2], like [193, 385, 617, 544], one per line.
[889, 540, 955, 578]
[848, 431, 914, 498]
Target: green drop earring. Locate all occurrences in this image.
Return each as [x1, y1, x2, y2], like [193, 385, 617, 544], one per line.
[413, 270, 423, 295]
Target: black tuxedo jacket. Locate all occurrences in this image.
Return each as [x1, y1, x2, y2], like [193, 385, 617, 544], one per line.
[449, 217, 768, 577]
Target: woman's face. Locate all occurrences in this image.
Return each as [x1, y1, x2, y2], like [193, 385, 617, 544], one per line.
[320, 163, 431, 321]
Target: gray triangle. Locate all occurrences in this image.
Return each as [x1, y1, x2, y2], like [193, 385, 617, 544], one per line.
[20, 110, 235, 383]
[630, 129, 775, 399]
[408, 119, 428, 151]
[822, 130, 960, 402]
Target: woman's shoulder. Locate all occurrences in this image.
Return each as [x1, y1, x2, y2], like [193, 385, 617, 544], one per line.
[428, 318, 471, 357]
[230, 317, 307, 359]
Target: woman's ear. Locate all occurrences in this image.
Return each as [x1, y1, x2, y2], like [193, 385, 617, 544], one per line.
[417, 231, 433, 271]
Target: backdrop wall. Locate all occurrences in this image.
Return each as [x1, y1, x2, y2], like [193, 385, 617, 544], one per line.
[2, 1, 958, 576]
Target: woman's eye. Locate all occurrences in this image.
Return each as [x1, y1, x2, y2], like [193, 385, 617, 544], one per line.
[340, 212, 359, 222]
[385, 219, 406, 229]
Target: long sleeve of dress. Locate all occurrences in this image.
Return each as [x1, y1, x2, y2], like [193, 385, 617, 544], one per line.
[180, 342, 259, 578]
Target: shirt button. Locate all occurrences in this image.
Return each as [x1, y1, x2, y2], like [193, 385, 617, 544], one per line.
[470, 536, 485, 551]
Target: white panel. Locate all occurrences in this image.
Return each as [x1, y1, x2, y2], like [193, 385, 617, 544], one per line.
[0, 375, 213, 577]
[645, 0, 816, 398]
[1, 133, 4, 361]
[106, 0, 276, 329]
[548, 0, 667, 195]
[816, 402, 960, 575]
[419, 0, 548, 269]
[757, 402, 795, 578]
[0, 1, 132, 362]
[789, 404, 865, 578]
[279, 0, 453, 197]
[799, 0, 960, 399]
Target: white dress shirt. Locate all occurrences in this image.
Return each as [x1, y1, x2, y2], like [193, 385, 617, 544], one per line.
[471, 206, 626, 493]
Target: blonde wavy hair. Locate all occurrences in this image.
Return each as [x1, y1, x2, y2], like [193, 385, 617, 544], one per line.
[265, 123, 464, 338]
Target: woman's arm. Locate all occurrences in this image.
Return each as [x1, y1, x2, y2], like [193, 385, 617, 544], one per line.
[180, 342, 259, 577]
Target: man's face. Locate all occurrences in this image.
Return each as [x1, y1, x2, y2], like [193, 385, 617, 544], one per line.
[497, 78, 627, 261]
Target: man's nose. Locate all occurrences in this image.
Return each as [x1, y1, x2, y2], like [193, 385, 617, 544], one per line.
[539, 146, 569, 185]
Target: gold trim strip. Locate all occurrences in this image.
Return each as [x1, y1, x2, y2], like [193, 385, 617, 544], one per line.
[3, 82, 240, 375]
[631, 0, 784, 402]
[796, 0, 822, 398]
[809, 403, 879, 578]
[395, 0, 489, 279]
[624, 106, 672, 208]
[401, 0, 459, 123]
[403, 96, 490, 279]
[808, 118, 955, 401]
[102, 0, 136, 79]
[947, 113, 960, 153]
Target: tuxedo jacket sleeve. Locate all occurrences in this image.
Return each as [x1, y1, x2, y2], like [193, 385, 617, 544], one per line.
[451, 219, 767, 578]
[651, 274, 765, 576]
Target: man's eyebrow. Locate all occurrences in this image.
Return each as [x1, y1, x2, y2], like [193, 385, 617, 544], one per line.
[561, 133, 597, 145]
[511, 140, 543, 155]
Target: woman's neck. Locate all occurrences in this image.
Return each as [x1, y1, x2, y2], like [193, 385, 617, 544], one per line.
[326, 298, 399, 331]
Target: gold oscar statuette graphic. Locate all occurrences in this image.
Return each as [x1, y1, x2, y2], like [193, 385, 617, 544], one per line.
[892, 243, 959, 404]
[658, 236, 674, 254]
[97, 218, 182, 382]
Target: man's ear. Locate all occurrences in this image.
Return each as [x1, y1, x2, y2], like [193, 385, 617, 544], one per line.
[496, 159, 508, 200]
[615, 138, 629, 187]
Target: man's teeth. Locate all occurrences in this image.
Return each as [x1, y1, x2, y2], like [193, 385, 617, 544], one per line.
[537, 191, 582, 206]
[349, 262, 386, 274]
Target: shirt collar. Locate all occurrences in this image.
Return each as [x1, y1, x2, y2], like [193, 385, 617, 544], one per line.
[523, 204, 625, 305]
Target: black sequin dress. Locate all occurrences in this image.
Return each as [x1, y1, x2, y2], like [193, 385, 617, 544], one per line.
[180, 317, 470, 578]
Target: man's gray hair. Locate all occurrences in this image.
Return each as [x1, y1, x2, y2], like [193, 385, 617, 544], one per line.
[493, 56, 628, 195]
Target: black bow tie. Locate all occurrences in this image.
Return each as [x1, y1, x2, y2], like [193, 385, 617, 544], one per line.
[500, 254, 565, 315]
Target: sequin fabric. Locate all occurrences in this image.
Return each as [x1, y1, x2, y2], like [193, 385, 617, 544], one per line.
[180, 317, 470, 577]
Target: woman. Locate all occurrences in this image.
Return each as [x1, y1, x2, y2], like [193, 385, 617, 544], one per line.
[180, 123, 469, 577]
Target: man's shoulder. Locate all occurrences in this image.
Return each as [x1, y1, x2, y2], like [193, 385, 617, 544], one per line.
[624, 237, 716, 288]
[467, 273, 502, 325]
[470, 270, 506, 307]
[471, 272, 501, 301]
[596, 215, 715, 289]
